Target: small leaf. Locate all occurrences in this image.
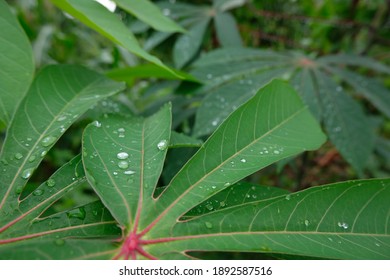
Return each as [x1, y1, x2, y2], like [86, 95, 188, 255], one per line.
[214, 11, 243, 47]
[173, 19, 211, 69]
[0, 0, 34, 126]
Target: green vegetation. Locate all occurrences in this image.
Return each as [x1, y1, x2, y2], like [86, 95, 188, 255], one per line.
[0, 0, 389, 260]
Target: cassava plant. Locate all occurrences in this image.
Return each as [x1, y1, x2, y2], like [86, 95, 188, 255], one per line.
[0, 0, 389, 260]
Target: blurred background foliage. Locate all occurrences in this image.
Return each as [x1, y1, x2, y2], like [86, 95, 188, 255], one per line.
[3, 0, 390, 209]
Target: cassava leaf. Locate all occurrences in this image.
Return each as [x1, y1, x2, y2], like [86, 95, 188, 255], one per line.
[114, 0, 185, 33]
[142, 79, 326, 234]
[0, 0, 34, 126]
[82, 104, 171, 228]
[49, 0, 179, 77]
[0, 155, 120, 259]
[148, 179, 390, 260]
[312, 70, 374, 174]
[0, 65, 125, 214]
[214, 11, 243, 47]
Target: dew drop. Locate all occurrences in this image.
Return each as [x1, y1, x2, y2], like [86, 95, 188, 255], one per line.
[21, 168, 34, 179]
[219, 201, 226, 207]
[206, 73, 213, 79]
[224, 182, 231, 187]
[240, 158, 246, 163]
[117, 152, 129, 160]
[337, 222, 349, 229]
[57, 114, 67, 122]
[92, 210, 98, 216]
[157, 139, 168, 151]
[118, 161, 129, 169]
[33, 189, 44, 196]
[14, 153, 23, 160]
[285, 194, 291, 200]
[67, 207, 86, 220]
[40, 150, 47, 157]
[205, 222, 213, 229]
[211, 120, 218, 126]
[205, 204, 214, 211]
[46, 179, 56, 188]
[28, 155, 36, 163]
[273, 150, 280, 155]
[304, 220, 310, 226]
[124, 170, 135, 175]
[41, 136, 56, 147]
[117, 128, 125, 133]
[92, 120, 101, 127]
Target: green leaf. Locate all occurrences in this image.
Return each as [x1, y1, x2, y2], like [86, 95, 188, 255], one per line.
[0, 0, 34, 126]
[317, 54, 390, 74]
[49, 0, 178, 77]
[114, 0, 185, 33]
[213, 0, 247, 12]
[0, 156, 120, 259]
[173, 19, 211, 68]
[106, 64, 199, 85]
[313, 70, 374, 175]
[0, 65, 125, 213]
[149, 179, 390, 260]
[142, 80, 326, 233]
[82, 104, 171, 228]
[214, 11, 243, 47]
[324, 66, 390, 118]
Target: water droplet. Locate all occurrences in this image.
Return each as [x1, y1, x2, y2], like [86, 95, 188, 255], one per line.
[46, 179, 56, 188]
[219, 201, 226, 207]
[92, 120, 101, 127]
[336, 86, 343, 92]
[206, 73, 213, 79]
[157, 139, 168, 151]
[124, 170, 135, 175]
[117, 128, 125, 133]
[211, 120, 218, 126]
[240, 158, 246, 163]
[113, 171, 118, 175]
[285, 194, 291, 200]
[224, 182, 231, 187]
[67, 207, 86, 220]
[40, 150, 47, 157]
[206, 204, 214, 211]
[337, 222, 349, 229]
[118, 161, 129, 169]
[375, 242, 380, 247]
[21, 168, 34, 179]
[205, 222, 213, 229]
[211, 185, 217, 189]
[14, 153, 23, 160]
[33, 189, 44, 196]
[117, 152, 129, 160]
[28, 155, 36, 163]
[41, 136, 56, 147]
[57, 115, 67, 122]
[304, 220, 310, 226]
[162, 8, 170, 16]
[273, 150, 280, 154]
[92, 210, 98, 216]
